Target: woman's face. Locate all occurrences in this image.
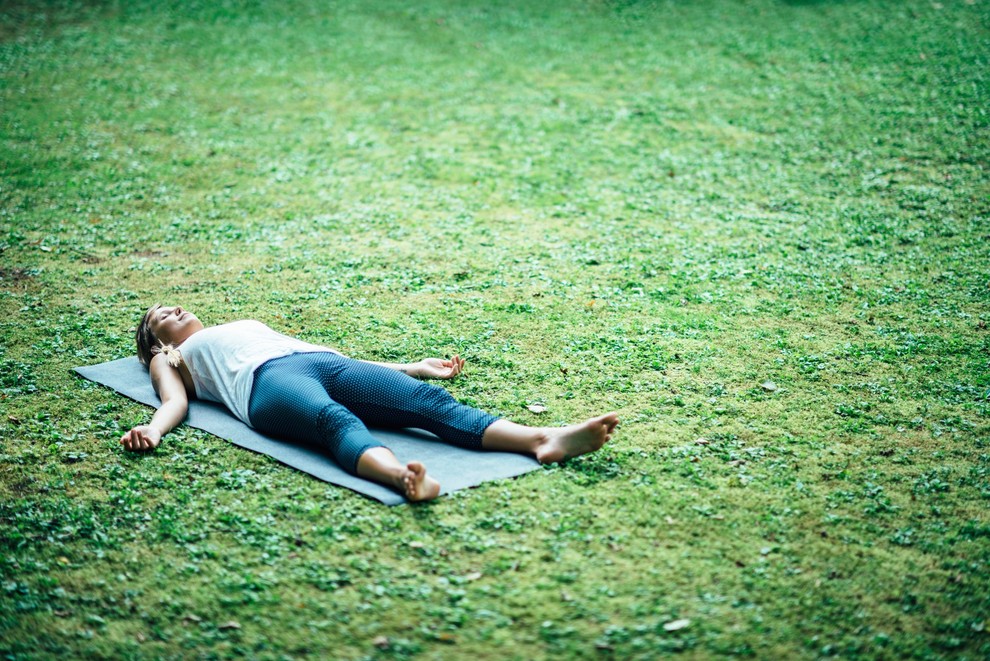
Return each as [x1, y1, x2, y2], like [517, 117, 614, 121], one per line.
[148, 305, 204, 345]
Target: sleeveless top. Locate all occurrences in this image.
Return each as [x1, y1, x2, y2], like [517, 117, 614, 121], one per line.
[177, 320, 330, 425]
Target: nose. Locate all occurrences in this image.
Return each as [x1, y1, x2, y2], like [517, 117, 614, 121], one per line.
[175, 306, 183, 316]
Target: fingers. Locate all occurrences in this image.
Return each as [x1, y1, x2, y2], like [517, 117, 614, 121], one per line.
[423, 355, 466, 379]
[123, 430, 140, 451]
[122, 430, 137, 451]
[122, 429, 141, 451]
[121, 427, 156, 452]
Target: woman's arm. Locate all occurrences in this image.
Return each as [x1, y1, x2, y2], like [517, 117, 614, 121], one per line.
[364, 355, 466, 380]
[120, 354, 190, 451]
[316, 341, 464, 379]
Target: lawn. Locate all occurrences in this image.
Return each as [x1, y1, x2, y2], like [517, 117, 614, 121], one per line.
[1, 0, 988, 658]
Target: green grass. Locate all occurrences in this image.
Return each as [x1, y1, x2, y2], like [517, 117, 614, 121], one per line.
[1, 0, 988, 658]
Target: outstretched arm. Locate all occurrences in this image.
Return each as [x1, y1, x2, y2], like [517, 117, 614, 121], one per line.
[364, 355, 466, 380]
[120, 354, 189, 451]
[319, 341, 465, 379]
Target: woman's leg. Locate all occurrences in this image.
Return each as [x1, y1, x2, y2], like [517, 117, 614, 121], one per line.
[480, 414, 620, 462]
[321, 357, 497, 450]
[249, 356, 439, 500]
[321, 355, 620, 463]
[356, 448, 439, 501]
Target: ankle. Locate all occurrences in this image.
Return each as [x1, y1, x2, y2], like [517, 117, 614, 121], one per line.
[533, 429, 554, 462]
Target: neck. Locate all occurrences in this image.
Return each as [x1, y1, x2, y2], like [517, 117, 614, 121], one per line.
[169, 323, 205, 347]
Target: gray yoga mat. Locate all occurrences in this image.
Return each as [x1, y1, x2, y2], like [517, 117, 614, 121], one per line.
[74, 356, 540, 505]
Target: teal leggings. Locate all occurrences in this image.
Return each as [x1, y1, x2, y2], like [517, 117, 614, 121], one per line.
[247, 352, 498, 474]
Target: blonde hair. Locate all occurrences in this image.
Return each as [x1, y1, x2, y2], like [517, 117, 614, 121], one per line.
[135, 303, 182, 369]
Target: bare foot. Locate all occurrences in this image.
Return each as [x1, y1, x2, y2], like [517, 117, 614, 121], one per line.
[400, 461, 441, 502]
[535, 412, 619, 464]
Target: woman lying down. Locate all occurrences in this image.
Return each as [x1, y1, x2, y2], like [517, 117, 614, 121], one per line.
[121, 304, 619, 501]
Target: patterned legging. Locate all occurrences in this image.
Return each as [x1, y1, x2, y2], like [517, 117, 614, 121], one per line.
[248, 352, 498, 474]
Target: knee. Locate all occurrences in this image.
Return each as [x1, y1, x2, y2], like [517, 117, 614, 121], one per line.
[317, 403, 364, 436]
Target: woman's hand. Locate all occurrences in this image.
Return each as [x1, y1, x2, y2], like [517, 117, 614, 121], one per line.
[416, 355, 465, 380]
[120, 425, 162, 452]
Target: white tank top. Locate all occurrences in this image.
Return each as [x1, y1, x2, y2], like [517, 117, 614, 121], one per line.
[177, 320, 330, 425]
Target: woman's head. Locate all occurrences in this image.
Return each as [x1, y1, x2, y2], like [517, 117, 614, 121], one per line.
[135, 304, 204, 367]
